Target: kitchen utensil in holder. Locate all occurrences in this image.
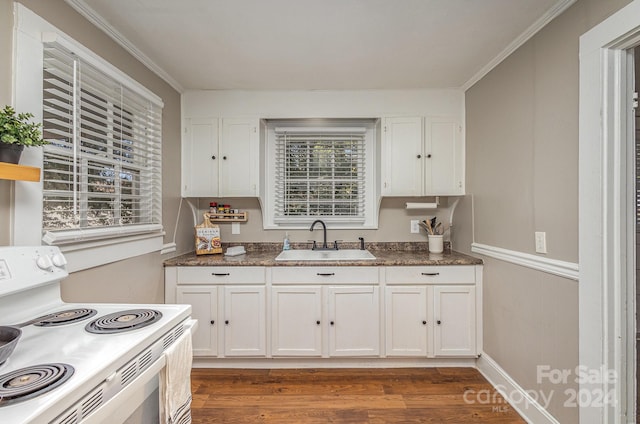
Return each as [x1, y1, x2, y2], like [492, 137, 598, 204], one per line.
[428, 234, 444, 253]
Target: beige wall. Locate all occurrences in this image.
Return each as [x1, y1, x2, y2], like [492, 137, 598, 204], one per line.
[463, 0, 630, 422]
[188, 197, 459, 246]
[1, 0, 190, 303]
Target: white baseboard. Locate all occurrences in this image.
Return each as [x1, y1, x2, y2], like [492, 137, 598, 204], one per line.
[192, 357, 477, 369]
[476, 354, 559, 424]
[471, 243, 578, 281]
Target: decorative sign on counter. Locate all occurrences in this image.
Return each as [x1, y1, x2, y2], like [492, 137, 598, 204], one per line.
[195, 213, 222, 255]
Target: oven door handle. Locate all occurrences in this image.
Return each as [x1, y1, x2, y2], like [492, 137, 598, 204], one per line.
[184, 318, 198, 333]
[78, 355, 167, 424]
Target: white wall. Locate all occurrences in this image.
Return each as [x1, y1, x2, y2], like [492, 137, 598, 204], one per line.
[182, 89, 464, 119]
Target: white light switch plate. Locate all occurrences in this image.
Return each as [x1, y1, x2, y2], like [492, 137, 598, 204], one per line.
[410, 220, 419, 234]
[535, 231, 547, 254]
[232, 222, 241, 234]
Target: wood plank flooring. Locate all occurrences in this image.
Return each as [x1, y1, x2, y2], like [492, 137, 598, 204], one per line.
[191, 368, 526, 423]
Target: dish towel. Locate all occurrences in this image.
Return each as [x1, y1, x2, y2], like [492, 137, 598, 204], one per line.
[160, 330, 193, 424]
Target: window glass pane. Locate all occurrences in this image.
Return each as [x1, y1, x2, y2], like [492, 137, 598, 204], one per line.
[41, 42, 162, 233]
[275, 128, 366, 221]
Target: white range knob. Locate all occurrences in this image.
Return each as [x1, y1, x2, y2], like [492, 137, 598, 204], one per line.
[51, 253, 67, 268]
[36, 255, 54, 271]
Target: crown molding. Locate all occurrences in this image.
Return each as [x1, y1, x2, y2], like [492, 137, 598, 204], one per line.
[461, 0, 577, 91]
[63, 0, 184, 93]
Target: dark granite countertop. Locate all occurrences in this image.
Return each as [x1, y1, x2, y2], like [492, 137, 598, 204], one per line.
[163, 242, 482, 267]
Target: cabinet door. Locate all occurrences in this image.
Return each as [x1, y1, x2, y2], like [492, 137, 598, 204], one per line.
[385, 286, 428, 357]
[433, 285, 476, 357]
[271, 286, 322, 356]
[177, 286, 217, 357]
[183, 117, 219, 197]
[220, 118, 259, 196]
[328, 286, 380, 356]
[223, 286, 266, 356]
[382, 117, 423, 196]
[424, 118, 463, 195]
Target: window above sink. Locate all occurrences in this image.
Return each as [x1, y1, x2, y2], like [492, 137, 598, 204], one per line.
[261, 118, 379, 230]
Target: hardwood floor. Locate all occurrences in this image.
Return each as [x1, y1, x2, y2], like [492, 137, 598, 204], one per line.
[191, 368, 526, 423]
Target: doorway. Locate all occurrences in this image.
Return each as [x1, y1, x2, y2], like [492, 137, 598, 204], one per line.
[578, 2, 640, 422]
[635, 44, 639, 424]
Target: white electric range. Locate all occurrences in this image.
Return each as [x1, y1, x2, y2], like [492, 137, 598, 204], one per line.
[0, 246, 193, 424]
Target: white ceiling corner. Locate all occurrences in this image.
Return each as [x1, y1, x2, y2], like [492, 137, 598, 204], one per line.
[63, 0, 185, 93]
[62, 0, 575, 93]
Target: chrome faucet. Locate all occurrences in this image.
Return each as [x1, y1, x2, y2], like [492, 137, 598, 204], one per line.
[309, 219, 330, 250]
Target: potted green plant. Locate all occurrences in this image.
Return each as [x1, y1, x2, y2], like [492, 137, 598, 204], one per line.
[0, 105, 47, 164]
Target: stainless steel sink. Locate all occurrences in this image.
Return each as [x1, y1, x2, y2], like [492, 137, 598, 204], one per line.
[275, 249, 376, 261]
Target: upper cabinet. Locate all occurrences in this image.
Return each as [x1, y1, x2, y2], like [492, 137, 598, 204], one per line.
[381, 116, 464, 196]
[182, 117, 259, 197]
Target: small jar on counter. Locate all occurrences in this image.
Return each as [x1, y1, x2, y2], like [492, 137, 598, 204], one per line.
[209, 202, 217, 214]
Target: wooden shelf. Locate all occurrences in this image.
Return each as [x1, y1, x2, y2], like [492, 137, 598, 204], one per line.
[207, 211, 248, 222]
[0, 162, 40, 182]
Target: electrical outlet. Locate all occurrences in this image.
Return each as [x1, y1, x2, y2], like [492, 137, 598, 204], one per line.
[232, 222, 240, 235]
[535, 232, 547, 254]
[410, 220, 419, 234]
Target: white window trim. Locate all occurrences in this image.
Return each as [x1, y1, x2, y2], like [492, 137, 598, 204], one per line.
[12, 4, 164, 271]
[261, 119, 379, 230]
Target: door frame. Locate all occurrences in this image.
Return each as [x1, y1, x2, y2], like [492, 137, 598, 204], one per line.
[579, 2, 640, 422]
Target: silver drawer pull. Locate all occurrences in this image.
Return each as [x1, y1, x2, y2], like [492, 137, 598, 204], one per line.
[421, 272, 440, 276]
[212, 273, 230, 276]
[317, 273, 335, 276]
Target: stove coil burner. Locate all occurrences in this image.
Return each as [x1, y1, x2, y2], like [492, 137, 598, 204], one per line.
[33, 308, 97, 327]
[85, 309, 162, 334]
[0, 363, 74, 406]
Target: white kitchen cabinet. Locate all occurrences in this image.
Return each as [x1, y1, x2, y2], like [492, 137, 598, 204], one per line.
[381, 116, 423, 196]
[220, 118, 260, 197]
[223, 285, 267, 357]
[426, 118, 464, 195]
[177, 285, 218, 357]
[182, 117, 219, 197]
[384, 286, 429, 357]
[271, 286, 323, 356]
[271, 267, 380, 358]
[384, 265, 480, 358]
[328, 286, 380, 356]
[433, 285, 476, 357]
[381, 116, 463, 196]
[182, 117, 259, 197]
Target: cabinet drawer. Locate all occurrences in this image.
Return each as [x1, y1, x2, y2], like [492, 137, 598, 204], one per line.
[385, 266, 476, 284]
[177, 267, 265, 284]
[272, 267, 379, 284]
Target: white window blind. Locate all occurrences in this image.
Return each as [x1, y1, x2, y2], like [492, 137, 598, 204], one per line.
[274, 127, 366, 223]
[41, 41, 162, 239]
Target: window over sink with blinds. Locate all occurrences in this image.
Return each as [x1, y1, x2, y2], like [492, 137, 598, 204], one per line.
[40, 37, 163, 245]
[263, 119, 378, 229]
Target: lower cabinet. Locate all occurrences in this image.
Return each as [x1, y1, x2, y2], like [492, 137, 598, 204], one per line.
[166, 264, 481, 360]
[433, 285, 476, 357]
[177, 286, 218, 357]
[384, 286, 429, 356]
[270, 285, 380, 357]
[384, 284, 477, 357]
[176, 284, 267, 358]
[328, 286, 380, 356]
[271, 286, 323, 356]
[223, 286, 266, 357]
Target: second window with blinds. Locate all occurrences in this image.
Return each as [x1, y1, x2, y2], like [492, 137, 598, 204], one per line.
[263, 119, 378, 229]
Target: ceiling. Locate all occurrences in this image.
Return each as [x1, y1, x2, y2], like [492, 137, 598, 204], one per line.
[66, 0, 571, 92]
